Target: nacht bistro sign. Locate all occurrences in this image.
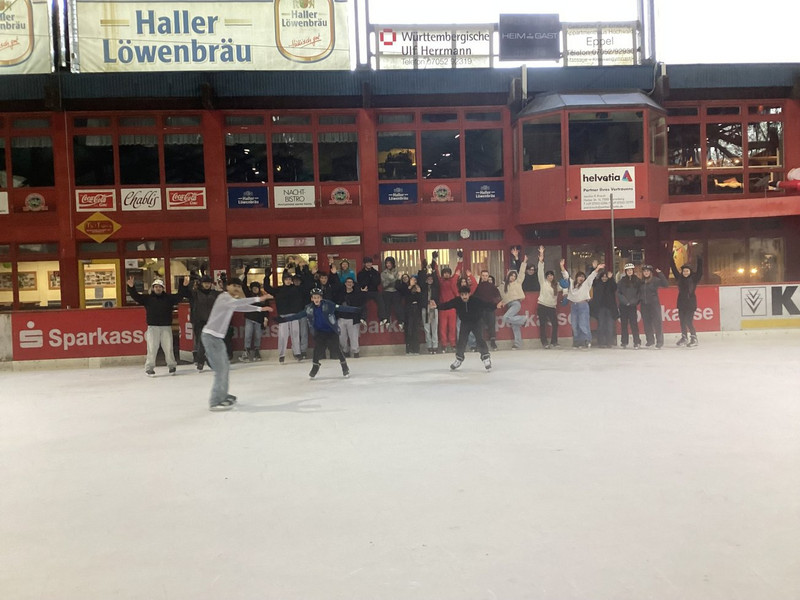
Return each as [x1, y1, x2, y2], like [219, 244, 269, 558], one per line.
[498, 13, 560, 61]
[71, 0, 351, 73]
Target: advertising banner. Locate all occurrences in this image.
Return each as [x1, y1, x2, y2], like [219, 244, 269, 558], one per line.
[166, 187, 206, 210]
[564, 24, 638, 67]
[498, 14, 560, 61]
[274, 185, 315, 208]
[466, 181, 504, 203]
[374, 25, 492, 70]
[580, 166, 635, 210]
[71, 0, 351, 73]
[379, 183, 417, 205]
[76, 189, 117, 212]
[228, 187, 268, 209]
[324, 184, 357, 206]
[719, 284, 800, 331]
[120, 188, 163, 211]
[12, 308, 148, 360]
[0, 0, 53, 75]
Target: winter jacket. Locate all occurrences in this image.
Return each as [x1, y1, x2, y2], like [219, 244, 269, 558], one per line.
[435, 260, 463, 304]
[537, 260, 560, 308]
[522, 267, 541, 292]
[338, 268, 357, 284]
[334, 287, 366, 323]
[592, 276, 619, 317]
[640, 271, 668, 306]
[241, 274, 268, 325]
[381, 267, 399, 292]
[178, 281, 219, 324]
[357, 266, 381, 292]
[304, 299, 339, 334]
[616, 274, 642, 307]
[316, 275, 341, 301]
[128, 285, 181, 326]
[474, 280, 501, 306]
[437, 295, 495, 324]
[670, 256, 703, 312]
[562, 268, 601, 304]
[264, 282, 305, 315]
[500, 261, 528, 304]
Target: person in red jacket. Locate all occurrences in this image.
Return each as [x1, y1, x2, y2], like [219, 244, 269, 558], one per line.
[434, 250, 464, 352]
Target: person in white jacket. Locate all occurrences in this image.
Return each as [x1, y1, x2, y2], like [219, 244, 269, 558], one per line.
[560, 258, 604, 349]
[498, 255, 528, 349]
[536, 245, 561, 348]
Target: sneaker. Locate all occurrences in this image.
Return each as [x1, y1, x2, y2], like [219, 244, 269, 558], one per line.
[225, 394, 237, 404]
[620, 345, 628, 349]
[210, 399, 235, 412]
[482, 357, 492, 371]
[145, 369, 155, 377]
[279, 356, 285, 364]
[655, 344, 663, 349]
[342, 351, 351, 358]
[353, 352, 360, 359]
[550, 343, 560, 349]
[687, 336, 698, 348]
[341, 364, 350, 378]
[169, 367, 177, 375]
[253, 351, 262, 362]
[294, 354, 303, 361]
[301, 353, 307, 360]
[544, 344, 552, 349]
[645, 342, 654, 348]
[511, 344, 520, 350]
[309, 363, 320, 379]
[677, 337, 688, 347]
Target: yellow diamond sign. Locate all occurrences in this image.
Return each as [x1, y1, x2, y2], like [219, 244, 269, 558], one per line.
[76, 212, 122, 243]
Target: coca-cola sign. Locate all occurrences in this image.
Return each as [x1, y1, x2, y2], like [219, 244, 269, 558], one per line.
[166, 188, 207, 210]
[76, 189, 117, 212]
[121, 188, 162, 211]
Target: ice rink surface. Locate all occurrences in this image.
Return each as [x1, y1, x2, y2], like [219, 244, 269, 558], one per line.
[1, 333, 799, 600]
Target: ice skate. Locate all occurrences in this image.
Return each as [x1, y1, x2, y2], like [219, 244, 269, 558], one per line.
[687, 336, 698, 348]
[482, 357, 492, 371]
[341, 363, 350, 378]
[450, 358, 463, 371]
[677, 336, 688, 347]
[309, 363, 320, 379]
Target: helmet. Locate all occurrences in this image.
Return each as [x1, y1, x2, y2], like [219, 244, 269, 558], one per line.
[310, 287, 324, 297]
[642, 264, 654, 272]
[151, 279, 165, 287]
[624, 263, 635, 271]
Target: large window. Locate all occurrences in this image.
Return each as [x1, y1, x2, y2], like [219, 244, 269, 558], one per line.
[378, 132, 416, 180]
[119, 134, 160, 185]
[226, 133, 268, 183]
[318, 131, 358, 181]
[568, 111, 644, 165]
[73, 135, 114, 186]
[421, 129, 460, 179]
[272, 132, 313, 183]
[11, 137, 54, 187]
[522, 115, 561, 171]
[465, 129, 503, 178]
[164, 133, 205, 184]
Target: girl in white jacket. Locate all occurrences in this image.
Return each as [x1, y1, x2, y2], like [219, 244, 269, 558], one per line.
[560, 258, 604, 349]
[498, 255, 528, 349]
[536, 245, 561, 348]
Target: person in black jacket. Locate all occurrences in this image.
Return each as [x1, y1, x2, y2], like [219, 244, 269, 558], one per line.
[127, 276, 182, 376]
[240, 272, 273, 362]
[434, 285, 494, 371]
[616, 263, 642, 349]
[670, 255, 703, 347]
[418, 261, 441, 354]
[357, 256, 385, 324]
[264, 269, 305, 363]
[397, 273, 422, 354]
[640, 264, 669, 348]
[178, 273, 220, 371]
[592, 269, 618, 348]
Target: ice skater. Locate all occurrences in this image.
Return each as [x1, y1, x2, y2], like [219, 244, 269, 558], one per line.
[433, 285, 493, 371]
[498, 255, 529, 350]
[640, 264, 668, 348]
[127, 276, 182, 377]
[670, 254, 703, 347]
[201, 278, 272, 411]
[304, 288, 350, 379]
[561, 258, 604, 349]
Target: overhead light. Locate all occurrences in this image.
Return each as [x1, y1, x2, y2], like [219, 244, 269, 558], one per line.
[737, 268, 745, 274]
[750, 268, 758, 274]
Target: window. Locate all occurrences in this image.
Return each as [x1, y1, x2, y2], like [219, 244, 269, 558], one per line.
[522, 115, 561, 171]
[380, 250, 420, 274]
[382, 234, 418, 244]
[226, 133, 267, 183]
[707, 106, 739, 116]
[73, 135, 115, 186]
[119, 134, 160, 185]
[323, 235, 361, 246]
[19, 242, 58, 254]
[119, 116, 156, 127]
[11, 137, 54, 187]
[465, 129, 503, 178]
[125, 240, 163, 252]
[750, 237, 784, 283]
[125, 258, 166, 302]
[378, 113, 414, 124]
[272, 132, 313, 183]
[230, 255, 273, 284]
[568, 111, 644, 165]
[667, 124, 701, 168]
[74, 117, 111, 128]
[707, 239, 746, 284]
[708, 174, 743, 195]
[650, 116, 667, 166]
[164, 134, 205, 183]
[272, 115, 311, 126]
[170, 239, 208, 251]
[470, 250, 505, 281]
[706, 123, 742, 167]
[668, 174, 701, 195]
[421, 130, 460, 179]
[422, 113, 458, 123]
[667, 107, 698, 117]
[466, 111, 501, 122]
[567, 244, 606, 274]
[747, 121, 782, 167]
[17, 259, 61, 309]
[318, 131, 358, 181]
[225, 115, 264, 126]
[0, 139, 6, 188]
[165, 116, 202, 127]
[231, 238, 270, 249]
[13, 118, 50, 129]
[378, 132, 416, 180]
[319, 115, 356, 125]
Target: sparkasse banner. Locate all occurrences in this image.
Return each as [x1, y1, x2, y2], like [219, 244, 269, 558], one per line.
[71, 0, 351, 73]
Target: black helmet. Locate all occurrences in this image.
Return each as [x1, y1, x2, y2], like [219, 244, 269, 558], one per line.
[310, 287, 324, 297]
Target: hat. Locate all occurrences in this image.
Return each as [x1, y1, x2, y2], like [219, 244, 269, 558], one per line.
[364, 256, 373, 263]
[624, 263, 635, 271]
[200, 275, 213, 283]
[151, 279, 165, 287]
[310, 287, 324, 296]
[642, 264, 654, 271]
[228, 277, 243, 287]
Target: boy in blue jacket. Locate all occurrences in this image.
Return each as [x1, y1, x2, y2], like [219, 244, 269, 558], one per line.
[304, 288, 350, 379]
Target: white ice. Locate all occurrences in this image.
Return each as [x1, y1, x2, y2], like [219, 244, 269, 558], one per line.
[1, 333, 799, 600]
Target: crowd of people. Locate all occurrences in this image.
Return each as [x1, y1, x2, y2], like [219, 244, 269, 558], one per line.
[126, 246, 703, 410]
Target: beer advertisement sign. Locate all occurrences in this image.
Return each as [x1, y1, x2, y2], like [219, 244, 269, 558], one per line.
[0, 0, 53, 74]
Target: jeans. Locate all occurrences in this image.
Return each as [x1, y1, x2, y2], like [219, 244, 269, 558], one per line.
[202, 332, 229, 407]
[243, 319, 262, 353]
[502, 300, 526, 347]
[298, 318, 309, 353]
[422, 309, 438, 349]
[145, 325, 176, 371]
[570, 301, 591, 345]
[338, 318, 360, 354]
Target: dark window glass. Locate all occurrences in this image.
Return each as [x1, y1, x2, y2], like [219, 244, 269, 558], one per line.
[272, 115, 311, 126]
[425, 231, 461, 242]
[747, 122, 782, 167]
[650, 116, 667, 166]
[119, 134, 160, 185]
[421, 130, 460, 179]
[667, 107, 698, 117]
[226, 133, 267, 183]
[378, 132, 416, 180]
[523, 228, 559, 239]
[0, 139, 6, 188]
[271, 132, 313, 183]
[667, 124, 701, 168]
[749, 105, 782, 115]
[707, 106, 739, 116]
[378, 113, 414, 124]
[668, 174, 701, 196]
[382, 234, 418, 244]
[0, 244, 10, 255]
[708, 174, 743, 194]
[319, 115, 356, 125]
[318, 132, 358, 181]
[165, 116, 201, 126]
[19, 242, 58, 254]
[422, 113, 458, 123]
[119, 117, 156, 127]
[522, 116, 561, 171]
[11, 137, 54, 187]
[466, 111, 501, 122]
[170, 239, 209, 251]
[706, 123, 742, 167]
[73, 117, 111, 128]
[568, 227, 603, 237]
[13, 118, 50, 129]
[465, 129, 503, 177]
[225, 115, 264, 126]
[676, 222, 703, 233]
[73, 135, 115, 186]
[78, 241, 117, 253]
[164, 134, 205, 184]
[749, 172, 783, 193]
[125, 240, 163, 252]
[568, 111, 644, 165]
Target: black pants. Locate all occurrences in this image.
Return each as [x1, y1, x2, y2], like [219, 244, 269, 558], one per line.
[405, 306, 421, 353]
[619, 304, 641, 346]
[481, 308, 497, 342]
[641, 302, 664, 346]
[192, 319, 208, 366]
[382, 291, 404, 325]
[364, 290, 385, 322]
[678, 307, 697, 338]
[455, 320, 489, 360]
[537, 304, 558, 346]
[312, 330, 346, 365]
[596, 307, 617, 347]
